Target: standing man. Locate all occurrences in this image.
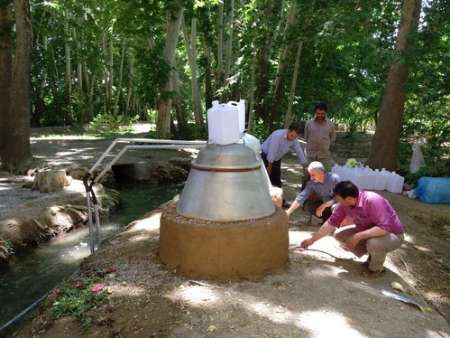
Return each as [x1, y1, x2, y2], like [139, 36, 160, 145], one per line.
[299, 181, 405, 274]
[304, 102, 336, 170]
[261, 123, 307, 188]
[286, 161, 339, 223]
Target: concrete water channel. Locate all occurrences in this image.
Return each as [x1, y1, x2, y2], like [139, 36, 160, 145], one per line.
[0, 182, 180, 336]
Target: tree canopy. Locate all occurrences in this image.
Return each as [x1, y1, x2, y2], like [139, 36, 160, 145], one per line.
[0, 0, 449, 172]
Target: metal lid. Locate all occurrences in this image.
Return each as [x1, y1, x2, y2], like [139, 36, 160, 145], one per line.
[193, 143, 260, 170]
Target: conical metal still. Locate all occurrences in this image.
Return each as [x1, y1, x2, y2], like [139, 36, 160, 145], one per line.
[176, 143, 275, 221]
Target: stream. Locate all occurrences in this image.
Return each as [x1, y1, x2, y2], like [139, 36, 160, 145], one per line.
[0, 182, 180, 335]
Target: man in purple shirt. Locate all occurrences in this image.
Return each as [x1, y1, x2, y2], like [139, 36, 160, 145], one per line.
[299, 181, 405, 273]
[261, 123, 307, 188]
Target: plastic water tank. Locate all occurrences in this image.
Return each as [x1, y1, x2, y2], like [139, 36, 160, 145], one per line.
[207, 102, 240, 145]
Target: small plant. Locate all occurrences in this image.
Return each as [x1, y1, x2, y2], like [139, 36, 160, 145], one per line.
[345, 158, 360, 168]
[89, 113, 139, 137]
[51, 277, 108, 330]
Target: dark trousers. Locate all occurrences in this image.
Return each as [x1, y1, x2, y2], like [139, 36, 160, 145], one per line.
[304, 199, 333, 223]
[261, 152, 282, 187]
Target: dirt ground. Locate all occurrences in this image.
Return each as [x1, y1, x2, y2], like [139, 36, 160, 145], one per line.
[7, 130, 450, 337]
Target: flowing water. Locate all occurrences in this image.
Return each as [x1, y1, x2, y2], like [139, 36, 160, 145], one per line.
[0, 182, 180, 335]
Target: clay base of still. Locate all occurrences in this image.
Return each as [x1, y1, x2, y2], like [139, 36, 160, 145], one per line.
[159, 205, 289, 280]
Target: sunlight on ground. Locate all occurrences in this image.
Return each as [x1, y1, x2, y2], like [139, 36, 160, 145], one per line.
[127, 233, 152, 243]
[55, 148, 96, 156]
[167, 285, 221, 307]
[30, 135, 102, 141]
[242, 294, 367, 337]
[404, 233, 416, 244]
[108, 283, 146, 298]
[299, 311, 369, 338]
[128, 212, 162, 233]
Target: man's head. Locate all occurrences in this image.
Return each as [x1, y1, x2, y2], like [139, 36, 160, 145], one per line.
[333, 181, 359, 207]
[314, 102, 328, 122]
[287, 123, 301, 141]
[307, 161, 326, 183]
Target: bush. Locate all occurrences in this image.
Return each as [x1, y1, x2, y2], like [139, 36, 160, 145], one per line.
[89, 113, 139, 137]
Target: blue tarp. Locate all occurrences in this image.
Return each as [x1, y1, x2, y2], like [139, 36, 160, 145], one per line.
[415, 177, 450, 204]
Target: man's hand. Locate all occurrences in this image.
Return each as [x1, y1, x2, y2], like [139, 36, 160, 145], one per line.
[315, 204, 326, 217]
[300, 237, 315, 249]
[286, 200, 300, 217]
[344, 234, 361, 251]
[267, 162, 273, 176]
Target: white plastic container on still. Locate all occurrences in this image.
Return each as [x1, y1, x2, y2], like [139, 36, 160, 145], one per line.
[228, 100, 246, 135]
[207, 101, 240, 145]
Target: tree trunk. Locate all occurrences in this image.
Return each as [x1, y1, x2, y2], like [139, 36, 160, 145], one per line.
[156, 1, 183, 139]
[204, 42, 213, 109]
[182, 15, 203, 127]
[114, 40, 126, 115]
[224, 0, 234, 81]
[0, 1, 12, 161]
[64, 12, 72, 124]
[271, 1, 297, 123]
[73, 29, 83, 93]
[126, 52, 134, 116]
[284, 41, 303, 128]
[247, 54, 257, 132]
[2, 0, 32, 172]
[367, 0, 422, 170]
[102, 32, 114, 114]
[216, 1, 224, 90]
[254, 0, 283, 125]
[172, 58, 187, 134]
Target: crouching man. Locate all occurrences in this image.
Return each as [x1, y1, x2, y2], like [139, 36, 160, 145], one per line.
[286, 161, 339, 223]
[299, 181, 405, 274]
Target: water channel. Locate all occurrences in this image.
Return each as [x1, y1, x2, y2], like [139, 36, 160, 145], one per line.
[0, 182, 180, 336]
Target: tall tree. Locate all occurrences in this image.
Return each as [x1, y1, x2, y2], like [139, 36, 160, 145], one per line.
[2, 0, 33, 172]
[271, 1, 297, 124]
[254, 0, 283, 125]
[182, 15, 203, 127]
[0, 0, 12, 161]
[367, 0, 422, 170]
[156, 0, 183, 139]
[284, 40, 303, 128]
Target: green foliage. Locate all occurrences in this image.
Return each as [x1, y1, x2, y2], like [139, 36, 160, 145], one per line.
[20, 0, 449, 168]
[51, 277, 108, 330]
[88, 113, 139, 137]
[345, 158, 360, 168]
[249, 118, 270, 141]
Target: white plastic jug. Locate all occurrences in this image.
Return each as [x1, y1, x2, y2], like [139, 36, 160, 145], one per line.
[372, 169, 385, 191]
[207, 101, 240, 145]
[386, 172, 404, 194]
[207, 101, 219, 143]
[228, 100, 246, 134]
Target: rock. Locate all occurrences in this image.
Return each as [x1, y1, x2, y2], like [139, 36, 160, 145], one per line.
[32, 169, 71, 193]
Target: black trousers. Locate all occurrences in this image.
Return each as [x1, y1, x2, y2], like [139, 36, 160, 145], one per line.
[304, 199, 333, 223]
[261, 152, 282, 188]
